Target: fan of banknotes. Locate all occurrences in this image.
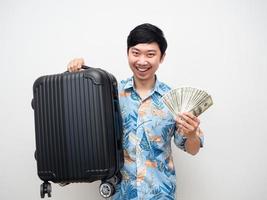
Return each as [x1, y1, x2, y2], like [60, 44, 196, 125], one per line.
[162, 87, 213, 117]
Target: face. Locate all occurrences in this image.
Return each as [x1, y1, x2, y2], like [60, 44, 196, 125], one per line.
[128, 42, 165, 83]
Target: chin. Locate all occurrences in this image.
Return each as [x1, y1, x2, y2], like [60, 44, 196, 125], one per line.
[134, 74, 154, 82]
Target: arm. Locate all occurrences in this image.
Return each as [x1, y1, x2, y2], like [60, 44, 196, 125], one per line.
[184, 128, 202, 155]
[175, 112, 203, 155]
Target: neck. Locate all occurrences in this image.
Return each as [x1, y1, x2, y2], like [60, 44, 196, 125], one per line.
[133, 75, 156, 99]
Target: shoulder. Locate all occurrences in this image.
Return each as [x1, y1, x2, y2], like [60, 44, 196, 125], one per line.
[118, 77, 132, 92]
[159, 81, 172, 90]
[155, 79, 172, 96]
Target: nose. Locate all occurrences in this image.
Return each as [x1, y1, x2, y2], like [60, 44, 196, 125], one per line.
[136, 55, 148, 66]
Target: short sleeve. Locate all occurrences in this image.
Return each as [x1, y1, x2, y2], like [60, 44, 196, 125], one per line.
[173, 130, 187, 151]
[173, 129, 204, 151]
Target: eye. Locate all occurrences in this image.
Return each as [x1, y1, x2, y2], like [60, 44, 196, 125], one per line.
[147, 53, 155, 58]
[132, 51, 139, 56]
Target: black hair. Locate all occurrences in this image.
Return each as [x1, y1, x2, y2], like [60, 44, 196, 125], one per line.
[127, 23, 168, 58]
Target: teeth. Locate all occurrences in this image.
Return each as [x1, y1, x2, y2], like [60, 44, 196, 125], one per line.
[137, 67, 149, 72]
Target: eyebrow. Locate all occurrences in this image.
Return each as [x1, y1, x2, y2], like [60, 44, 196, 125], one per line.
[131, 48, 157, 52]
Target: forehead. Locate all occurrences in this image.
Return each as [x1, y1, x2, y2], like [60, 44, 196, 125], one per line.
[130, 42, 160, 52]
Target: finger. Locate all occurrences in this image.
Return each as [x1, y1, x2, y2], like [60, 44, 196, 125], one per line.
[178, 125, 189, 135]
[75, 58, 84, 68]
[175, 117, 186, 129]
[178, 122, 195, 133]
[178, 115, 198, 129]
[176, 117, 192, 129]
[67, 61, 73, 72]
[176, 120, 182, 130]
[183, 112, 200, 123]
[182, 113, 200, 126]
[79, 58, 85, 66]
[73, 64, 81, 71]
[177, 124, 184, 134]
[75, 59, 81, 66]
[67, 59, 84, 72]
[175, 116, 182, 124]
[69, 61, 77, 72]
[72, 60, 79, 71]
[180, 114, 195, 124]
[68, 66, 74, 72]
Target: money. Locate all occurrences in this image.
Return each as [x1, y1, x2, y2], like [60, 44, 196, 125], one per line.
[162, 87, 213, 117]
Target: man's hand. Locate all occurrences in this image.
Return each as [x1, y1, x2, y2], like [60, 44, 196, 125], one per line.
[175, 112, 200, 138]
[176, 112, 202, 155]
[67, 58, 85, 72]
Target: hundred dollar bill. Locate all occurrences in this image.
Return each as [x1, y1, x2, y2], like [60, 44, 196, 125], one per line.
[189, 95, 213, 117]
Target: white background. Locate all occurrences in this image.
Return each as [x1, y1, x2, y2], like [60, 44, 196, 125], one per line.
[1, 0, 267, 199]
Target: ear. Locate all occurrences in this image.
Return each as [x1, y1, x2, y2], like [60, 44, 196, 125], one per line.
[160, 53, 166, 63]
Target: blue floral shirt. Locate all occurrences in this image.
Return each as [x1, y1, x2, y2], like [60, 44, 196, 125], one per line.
[112, 77, 203, 200]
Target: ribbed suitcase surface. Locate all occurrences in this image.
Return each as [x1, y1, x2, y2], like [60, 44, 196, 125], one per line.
[32, 68, 123, 186]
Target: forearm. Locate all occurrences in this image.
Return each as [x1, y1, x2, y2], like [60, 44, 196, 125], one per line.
[185, 135, 201, 155]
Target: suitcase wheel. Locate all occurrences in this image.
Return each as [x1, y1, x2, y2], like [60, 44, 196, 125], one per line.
[40, 182, 52, 198]
[113, 172, 122, 185]
[99, 182, 115, 198]
[107, 172, 122, 185]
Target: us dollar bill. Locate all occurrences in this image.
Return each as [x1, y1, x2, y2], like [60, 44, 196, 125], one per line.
[189, 95, 213, 117]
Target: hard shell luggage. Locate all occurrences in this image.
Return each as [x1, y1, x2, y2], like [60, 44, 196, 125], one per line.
[32, 66, 124, 198]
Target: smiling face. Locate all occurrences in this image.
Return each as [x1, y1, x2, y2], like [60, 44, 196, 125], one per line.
[128, 42, 165, 84]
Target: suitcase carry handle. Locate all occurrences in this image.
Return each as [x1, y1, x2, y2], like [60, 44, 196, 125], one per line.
[81, 65, 90, 70]
[65, 65, 90, 73]
[65, 65, 107, 85]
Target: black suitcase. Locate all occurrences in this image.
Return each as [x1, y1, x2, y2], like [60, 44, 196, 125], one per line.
[32, 66, 124, 198]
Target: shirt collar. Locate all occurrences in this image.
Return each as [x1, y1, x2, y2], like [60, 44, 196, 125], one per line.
[123, 77, 135, 90]
[122, 76, 168, 97]
[153, 77, 169, 96]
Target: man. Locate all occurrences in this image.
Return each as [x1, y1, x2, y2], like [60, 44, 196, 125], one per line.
[67, 23, 203, 200]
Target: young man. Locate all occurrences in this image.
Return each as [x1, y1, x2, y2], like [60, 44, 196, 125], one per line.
[67, 23, 203, 200]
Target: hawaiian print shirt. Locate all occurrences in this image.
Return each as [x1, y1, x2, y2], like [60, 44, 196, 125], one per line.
[112, 77, 203, 200]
